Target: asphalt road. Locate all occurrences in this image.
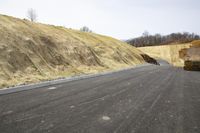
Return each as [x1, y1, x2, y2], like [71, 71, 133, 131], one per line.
[0, 64, 200, 133]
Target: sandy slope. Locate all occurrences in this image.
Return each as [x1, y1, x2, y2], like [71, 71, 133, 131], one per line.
[179, 40, 200, 70]
[138, 43, 193, 66]
[181, 40, 200, 61]
[0, 14, 146, 88]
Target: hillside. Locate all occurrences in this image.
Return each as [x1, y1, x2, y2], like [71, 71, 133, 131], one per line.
[138, 43, 192, 66]
[0, 14, 150, 88]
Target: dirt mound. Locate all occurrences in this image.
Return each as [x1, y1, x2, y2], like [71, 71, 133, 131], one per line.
[179, 40, 200, 61]
[140, 54, 159, 65]
[180, 40, 200, 71]
[0, 14, 147, 88]
[191, 40, 200, 47]
[184, 61, 200, 71]
[138, 43, 192, 66]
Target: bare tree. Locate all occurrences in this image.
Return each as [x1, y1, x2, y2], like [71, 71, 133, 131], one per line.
[142, 30, 149, 37]
[27, 8, 37, 22]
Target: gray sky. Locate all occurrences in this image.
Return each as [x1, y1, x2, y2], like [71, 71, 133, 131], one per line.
[0, 0, 200, 39]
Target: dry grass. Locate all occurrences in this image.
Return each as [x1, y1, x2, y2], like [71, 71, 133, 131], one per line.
[191, 40, 200, 47]
[0, 14, 146, 88]
[138, 43, 193, 66]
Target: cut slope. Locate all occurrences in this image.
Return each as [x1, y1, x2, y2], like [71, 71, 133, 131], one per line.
[183, 41, 200, 61]
[0, 14, 146, 88]
[191, 40, 200, 47]
[138, 43, 192, 66]
[179, 40, 200, 70]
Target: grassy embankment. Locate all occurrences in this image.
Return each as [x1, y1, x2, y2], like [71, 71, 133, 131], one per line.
[0, 14, 147, 88]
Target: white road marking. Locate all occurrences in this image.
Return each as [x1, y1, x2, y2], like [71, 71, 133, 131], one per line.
[149, 94, 161, 110]
[2, 110, 13, 115]
[48, 87, 57, 90]
[129, 99, 132, 103]
[70, 105, 75, 108]
[102, 116, 111, 121]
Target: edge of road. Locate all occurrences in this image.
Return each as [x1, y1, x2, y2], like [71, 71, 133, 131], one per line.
[0, 63, 152, 95]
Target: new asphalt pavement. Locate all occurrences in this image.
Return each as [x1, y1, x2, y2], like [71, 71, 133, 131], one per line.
[0, 64, 199, 133]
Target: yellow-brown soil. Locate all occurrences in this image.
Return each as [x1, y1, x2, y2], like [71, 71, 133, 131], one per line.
[179, 40, 200, 70]
[138, 43, 193, 66]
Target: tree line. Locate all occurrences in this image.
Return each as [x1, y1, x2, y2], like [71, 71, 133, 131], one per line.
[127, 32, 200, 47]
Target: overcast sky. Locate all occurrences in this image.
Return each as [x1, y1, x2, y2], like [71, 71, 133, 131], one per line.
[0, 0, 200, 39]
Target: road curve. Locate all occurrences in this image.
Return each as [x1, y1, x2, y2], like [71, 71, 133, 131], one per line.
[0, 65, 199, 133]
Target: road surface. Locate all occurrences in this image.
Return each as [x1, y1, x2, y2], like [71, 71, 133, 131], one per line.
[0, 64, 200, 133]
